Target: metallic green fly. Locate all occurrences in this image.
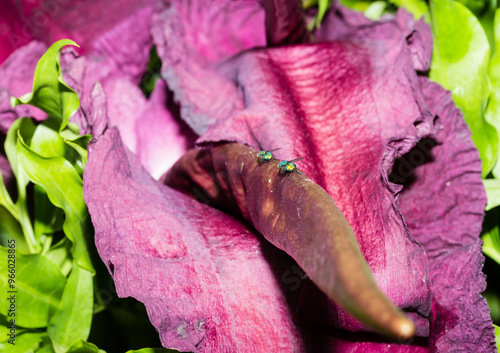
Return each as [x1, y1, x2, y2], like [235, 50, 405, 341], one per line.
[278, 157, 304, 175]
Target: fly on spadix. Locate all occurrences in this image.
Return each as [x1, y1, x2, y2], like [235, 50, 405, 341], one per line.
[278, 157, 304, 175]
[257, 148, 281, 164]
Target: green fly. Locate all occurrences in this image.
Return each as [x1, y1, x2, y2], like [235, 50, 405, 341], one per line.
[257, 148, 281, 164]
[278, 157, 304, 175]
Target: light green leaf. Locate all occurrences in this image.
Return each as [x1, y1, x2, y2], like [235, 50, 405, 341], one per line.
[64, 135, 92, 170]
[5, 118, 36, 184]
[494, 324, 500, 352]
[44, 238, 73, 277]
[48, 265, 93, 353]
[126, 349, 182, 353]
[483, 223, 500, 265]
[339, 0, 375, 12]
[0, 206, 29, 254]
[364, 1, 387, 20]
[0, 320, 26, 343]
[0, 332, 45, 353]
[0, 248, 65, 328]
[34, 184, 65, 239]
[11, 39, 79, 131]
[5, 118, 38, 252]
[16, 133, 94, 273]
[316, 0, 332, 27]
[36, 335, 57, 353]
[483, 178, 500, 210]
[430, 0, 498, 176]
[389, 0, 429, 20]
[66, 340, 102, 353]
[31, 119, 66, 158]
[0, 170, 16, 219]
[490, 9, 500, 179]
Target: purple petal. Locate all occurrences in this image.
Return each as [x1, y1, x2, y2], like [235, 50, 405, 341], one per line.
[151, 0, 266, 134]
[395, 77, 496, 352]
[93, 76, 194, 177]
[160, 4, 434, 330]
[0, 41, 48, 131]
[263, 0, 309, 45]
[0, 150, 14, 195]
[149, 0, 494, 350]
[0, 1, 33, 65]
[84, 127, 307, 352]
[135, 79, 197, 178]
[0, 0, 154, 71]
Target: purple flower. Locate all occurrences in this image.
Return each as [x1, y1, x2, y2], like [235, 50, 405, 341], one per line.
[0, 0, 495, 351]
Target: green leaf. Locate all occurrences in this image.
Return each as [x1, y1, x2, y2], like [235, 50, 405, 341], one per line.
[316, 0, 332, 27]
[44, 238, 73, 277]
[66, 340, 104, 353]
[482, 207, 500, 265]
[0, 169, 16, 219]
[0, 248, 66, 328]
[389, 0, 429, 20]
[36, 335, 57, 353]
[11, 39, 79, 131]
[5, 118, 38, 252]
[494, 324, 500, 352]
[31, 119, 66, 158]
[484, 178, 500, 210]
[16, 133, 94, 273]
[430, 0, 499, 176]
[34, 184, 65, 239]
[364, 1, 387, 20]
[126, 349, 182, 353]
[48, 265, 93, 353]
[0, 206, 28, 253]
[0, 332, 45, 353]
[490, 9, 500, 179]
[339, 0, 375, 12]
[0, 320, 26, 343]
[483, 226, 500, 265]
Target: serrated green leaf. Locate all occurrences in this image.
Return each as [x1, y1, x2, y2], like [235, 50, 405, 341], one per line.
[11, 39, 79, 131]
[48, 265, 93, 353]
[16, 133, 94, 272]
[484, 178, 500, 210]
[0, 332, 45, 353]
[430, 0, 498, 176]
[0, 248, 65, 328]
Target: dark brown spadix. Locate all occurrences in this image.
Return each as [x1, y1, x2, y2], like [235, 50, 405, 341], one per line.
[164, 142, 415, 340]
